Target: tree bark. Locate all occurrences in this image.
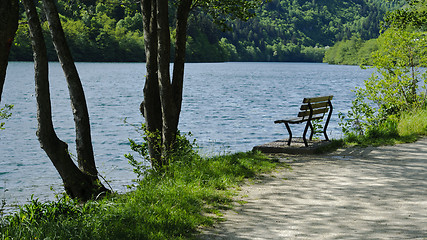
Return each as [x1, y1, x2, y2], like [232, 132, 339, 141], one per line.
[171, 0, 192, 133]
[0, 0, 19, 103]
[139, 0, 261, 170]
[42, 0, 97, 176]
[141, 0, 163, 170]
[156, 0, 176, 162]
[22, 0, 107, 201]
[140, 0, 192, 169]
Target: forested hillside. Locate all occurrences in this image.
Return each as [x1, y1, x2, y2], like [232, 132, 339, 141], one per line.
[9, 0, 398, 62]
[215, 0, 397, 62]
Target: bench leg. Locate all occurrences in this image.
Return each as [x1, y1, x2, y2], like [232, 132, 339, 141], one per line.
[323, 130, 329, 141]
[323, 99, 333, 141]
[323, 114, 331, 141]
[302, 121, 310, 147]
[284, 123, 292, 146]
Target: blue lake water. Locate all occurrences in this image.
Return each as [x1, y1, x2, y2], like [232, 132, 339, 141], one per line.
[0, 62, 373, 206]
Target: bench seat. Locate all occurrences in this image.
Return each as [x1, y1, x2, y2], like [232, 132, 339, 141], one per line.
[274, 115, 324, 124]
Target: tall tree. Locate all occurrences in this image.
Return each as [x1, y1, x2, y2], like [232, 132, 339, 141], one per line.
[140, 0, 262, 170]
[0, 0, 19, 102]
[42, 0, 99, 176]
[22, 0, 108, 201]
[385, 0, 427, 30]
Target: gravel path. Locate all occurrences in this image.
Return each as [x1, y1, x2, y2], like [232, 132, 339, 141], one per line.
[199, 138, 427, 240]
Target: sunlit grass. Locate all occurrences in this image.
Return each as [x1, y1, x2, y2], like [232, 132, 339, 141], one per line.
[398, 109, 427, 137]
[0, 151, 282, 240]
[343, 108, 427, 147]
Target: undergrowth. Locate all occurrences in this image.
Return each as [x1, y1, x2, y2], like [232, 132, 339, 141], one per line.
[342, 108, 427, 147]
[0, 145, 281, 239]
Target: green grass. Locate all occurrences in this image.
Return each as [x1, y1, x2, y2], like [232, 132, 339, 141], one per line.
[0, 151, 282, 240]
[343, 108, 427, 147]
[4, 107, 425, 239]
[398, 109, 427, 137]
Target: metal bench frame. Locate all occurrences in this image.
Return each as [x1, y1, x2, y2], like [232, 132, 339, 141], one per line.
[274, 96, 333, 147]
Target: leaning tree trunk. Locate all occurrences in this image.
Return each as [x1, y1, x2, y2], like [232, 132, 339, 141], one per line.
[0, 0, 19, 102]
[22, 0, 108, 201]
[42, 0, 98, 176]
[140, 0, 163, 170]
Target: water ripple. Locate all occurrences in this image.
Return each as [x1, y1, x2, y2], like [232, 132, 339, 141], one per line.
[1, 62, 371, 205]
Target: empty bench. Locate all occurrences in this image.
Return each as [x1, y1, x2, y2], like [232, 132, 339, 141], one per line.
[274, 96, 333, 147]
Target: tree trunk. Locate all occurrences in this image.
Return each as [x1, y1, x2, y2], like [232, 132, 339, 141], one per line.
[156, 0, 176, 162]
[171, 0, 192, 132]
[42, 0, 97, 176]
[140, 0, 163, 170]
[22, 0, 107, 201]
[0, 0, 19, 103]
[138, 0, 261, 170]
[140, 0, 192, 170]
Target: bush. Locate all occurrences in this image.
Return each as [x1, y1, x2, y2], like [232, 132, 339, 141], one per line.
[339, 28, 427, 143]
[339, 27, 427, 146]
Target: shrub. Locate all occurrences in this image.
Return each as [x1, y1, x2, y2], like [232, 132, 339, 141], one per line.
[339, 28, 427, 142]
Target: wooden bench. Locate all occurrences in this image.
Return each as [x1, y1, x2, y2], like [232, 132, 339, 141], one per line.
[274, 96, 333, 147]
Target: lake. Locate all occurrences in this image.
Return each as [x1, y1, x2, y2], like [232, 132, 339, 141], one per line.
[0, 62, 372, 207]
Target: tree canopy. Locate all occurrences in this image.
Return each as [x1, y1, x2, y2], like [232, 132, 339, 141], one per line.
[385, 0, 427, 30]
[9, 0, 398, 62]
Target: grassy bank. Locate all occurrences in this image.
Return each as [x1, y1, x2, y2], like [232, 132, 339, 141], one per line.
[0, 151, 284, 240]
[2, 106, 426, 239]
[342, 108, 427, 147]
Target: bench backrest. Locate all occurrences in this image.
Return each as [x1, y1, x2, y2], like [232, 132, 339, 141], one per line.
[297, 95, 333, 120]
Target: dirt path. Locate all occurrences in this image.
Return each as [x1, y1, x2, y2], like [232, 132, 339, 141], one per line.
[199, 138, 427, 239]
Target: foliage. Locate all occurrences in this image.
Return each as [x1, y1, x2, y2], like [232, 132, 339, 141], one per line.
[212, 0, 396, 62]
[323, 37, 378, 65]
[397, 108, 427, 137]
[11, 0, 145, 62]
[125, 123, 198, 176]
[9, 0, 398, 62]
[385, 0, 427, 30]
[125, 123, 160, 176]
[299, 1, 427, 145]
[339, 27, 427, 144]
[1, 136, 282, 239]
[0, 104, 13, 131]
[342, 108, 427, 146]
[325, 0, 427, 66]
[309, 119, 324, 140]
[193, 0, 263, 30]
[369, 28, 427, 105]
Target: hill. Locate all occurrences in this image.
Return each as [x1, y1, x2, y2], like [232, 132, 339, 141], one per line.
[9, 0, 399, 62]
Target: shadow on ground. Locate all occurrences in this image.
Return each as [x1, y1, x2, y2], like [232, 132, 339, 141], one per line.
[199, 139, 427, 240]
